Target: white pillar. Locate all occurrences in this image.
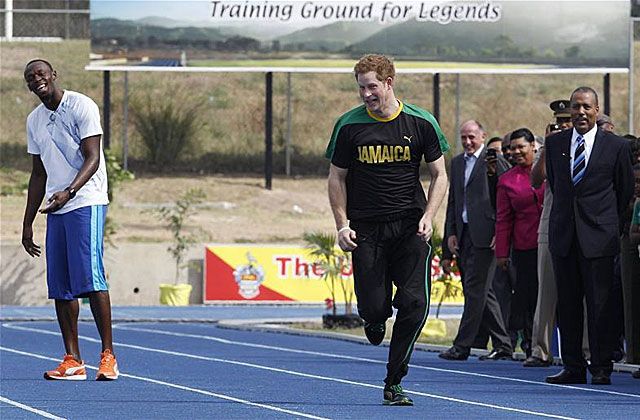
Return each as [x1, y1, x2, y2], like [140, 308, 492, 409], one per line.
[5, 0, 13, 40]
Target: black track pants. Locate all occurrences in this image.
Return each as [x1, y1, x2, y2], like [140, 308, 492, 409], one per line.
[351, 216, 432, 386]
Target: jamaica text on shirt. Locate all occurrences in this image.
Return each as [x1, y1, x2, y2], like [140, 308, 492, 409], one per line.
[357, 145, 411, 164]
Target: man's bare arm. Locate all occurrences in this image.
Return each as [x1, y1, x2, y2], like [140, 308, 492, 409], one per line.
[22, 155, 47, 257]
[418, 155, 448, 241]
[328, 163, 357, 251]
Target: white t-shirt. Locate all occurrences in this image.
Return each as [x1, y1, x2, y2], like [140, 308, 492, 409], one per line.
[26, 90, 109, 214]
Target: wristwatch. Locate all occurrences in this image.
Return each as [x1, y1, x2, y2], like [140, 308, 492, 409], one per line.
[65, 187, 76, 199]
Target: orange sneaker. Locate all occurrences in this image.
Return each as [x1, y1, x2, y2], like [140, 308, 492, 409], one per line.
[96, 349, 119, 381]
[44, 354, 86, 380]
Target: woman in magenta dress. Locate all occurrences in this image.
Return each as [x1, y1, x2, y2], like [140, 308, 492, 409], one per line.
[495, 128, 545, 357]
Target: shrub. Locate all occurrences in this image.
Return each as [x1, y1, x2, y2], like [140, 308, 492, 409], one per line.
[153, 188, 206, 284]
[131, 97, 202, 166]
[103, 149, 134, 246]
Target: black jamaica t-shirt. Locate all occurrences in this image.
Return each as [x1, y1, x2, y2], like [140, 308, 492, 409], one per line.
[326, 101, 449, 221]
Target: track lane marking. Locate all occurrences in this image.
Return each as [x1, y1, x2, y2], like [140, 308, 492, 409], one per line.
[0, 346, 328, 420]
[0, 395, 66, 420]
[112, 324, 640, 400]
[4, 324, 580, 419]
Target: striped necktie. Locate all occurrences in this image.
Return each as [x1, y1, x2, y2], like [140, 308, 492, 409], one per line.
[572, 135, 586, 185]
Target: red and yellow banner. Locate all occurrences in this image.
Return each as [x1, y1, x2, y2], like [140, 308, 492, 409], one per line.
[204, 244, 354, 303]
[204, 244, 463, 304]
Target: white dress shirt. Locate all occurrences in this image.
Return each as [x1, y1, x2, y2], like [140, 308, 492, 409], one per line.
[462, 144, 484, 223]
[570, 125, 597, 176]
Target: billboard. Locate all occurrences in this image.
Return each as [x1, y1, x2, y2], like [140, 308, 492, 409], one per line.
[204, 244, 355, 303]
[204, 244, 463, 305]
[90, 0, 630, 69]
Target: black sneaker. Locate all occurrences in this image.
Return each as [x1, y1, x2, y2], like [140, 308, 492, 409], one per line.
[364, 322, 385, 345]
[383, 384, 413, 406]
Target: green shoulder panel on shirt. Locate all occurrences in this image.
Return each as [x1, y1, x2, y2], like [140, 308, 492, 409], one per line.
[402, 102, 450, 154]
[633, 200, 640, 225]
[325, 105, 374, 159]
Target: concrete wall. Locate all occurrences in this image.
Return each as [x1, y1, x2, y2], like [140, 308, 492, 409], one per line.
[0, 242, 204, 306]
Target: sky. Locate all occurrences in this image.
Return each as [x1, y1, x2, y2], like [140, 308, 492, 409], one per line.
[92, 1, 208, 21]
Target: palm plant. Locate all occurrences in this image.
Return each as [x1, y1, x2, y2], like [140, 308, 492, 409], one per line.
[303, 231, 354, 316]
[430, 228, 463, 318]
[433, 259, 463, 318]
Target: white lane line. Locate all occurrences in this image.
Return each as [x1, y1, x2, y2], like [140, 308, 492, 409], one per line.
[0, 395, 66, 420]
[113, 324, 640, 400]
[3, 324, 578, 419]
[0, 346, 328, 420]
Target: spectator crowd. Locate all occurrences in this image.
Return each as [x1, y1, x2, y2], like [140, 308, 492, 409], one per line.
[438, 90, 640, 384]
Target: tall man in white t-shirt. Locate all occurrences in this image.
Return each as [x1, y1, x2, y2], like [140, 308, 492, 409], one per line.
[21, 59, 119, 381]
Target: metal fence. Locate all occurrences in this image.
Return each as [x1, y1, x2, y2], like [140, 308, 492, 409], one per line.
[1, 0, 89, 39]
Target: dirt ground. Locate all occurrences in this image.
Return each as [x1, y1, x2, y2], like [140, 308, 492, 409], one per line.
[0, 173, 447, 245]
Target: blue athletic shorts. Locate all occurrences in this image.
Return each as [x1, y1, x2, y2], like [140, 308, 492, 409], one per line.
[46, 205, 108, 300]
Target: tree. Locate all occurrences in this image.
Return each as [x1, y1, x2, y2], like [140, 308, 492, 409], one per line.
[564, 45, 580, 59]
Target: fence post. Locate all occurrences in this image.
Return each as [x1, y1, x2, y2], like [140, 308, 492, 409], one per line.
[265, 72, 273, 190]
[285, 72, 292, 176]
[433, 73, 441, 123]
[103, 71, 111, 149]
[123, 72, 129, 170]
[603, 73, 610, 117]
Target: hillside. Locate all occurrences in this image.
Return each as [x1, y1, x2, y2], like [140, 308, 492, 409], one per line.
[277, 21, 383, 52]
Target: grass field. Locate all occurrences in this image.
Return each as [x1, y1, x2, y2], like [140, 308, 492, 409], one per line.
[2, 40, 638, 176]
[1, 40, 638, 246]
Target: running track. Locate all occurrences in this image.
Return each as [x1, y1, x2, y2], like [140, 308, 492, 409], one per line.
[1, 308, 638, 419]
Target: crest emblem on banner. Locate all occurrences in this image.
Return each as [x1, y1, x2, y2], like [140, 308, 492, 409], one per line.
[233, 252, 265, 299]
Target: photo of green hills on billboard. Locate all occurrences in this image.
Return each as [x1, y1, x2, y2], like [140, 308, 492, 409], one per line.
[90, 0, 630, 69]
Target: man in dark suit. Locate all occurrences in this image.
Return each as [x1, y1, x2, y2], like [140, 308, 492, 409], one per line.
[439, 120, 512, 361]
[545, 87, 634, 385]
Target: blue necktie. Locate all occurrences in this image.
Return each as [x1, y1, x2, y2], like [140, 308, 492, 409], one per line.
[464, 153, 474, 185]
[462, 154, 474, 223]
[572, 135, 586, 185]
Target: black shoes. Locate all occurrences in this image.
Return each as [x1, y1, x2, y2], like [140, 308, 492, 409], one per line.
[478, 349, 512, 361]
[611, 349, 625, 363]
[383, 384, 413, 406]
[545, 369, 587, 384]
[438, 347, 469, 361]
[591, 373, 611, 385]
[523, 356, 553, 367]
[364, 322, 386, 346]
[633, 369, 640, 379]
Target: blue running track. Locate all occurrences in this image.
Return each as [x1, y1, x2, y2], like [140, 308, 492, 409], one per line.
[1, 307, 638, 419]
